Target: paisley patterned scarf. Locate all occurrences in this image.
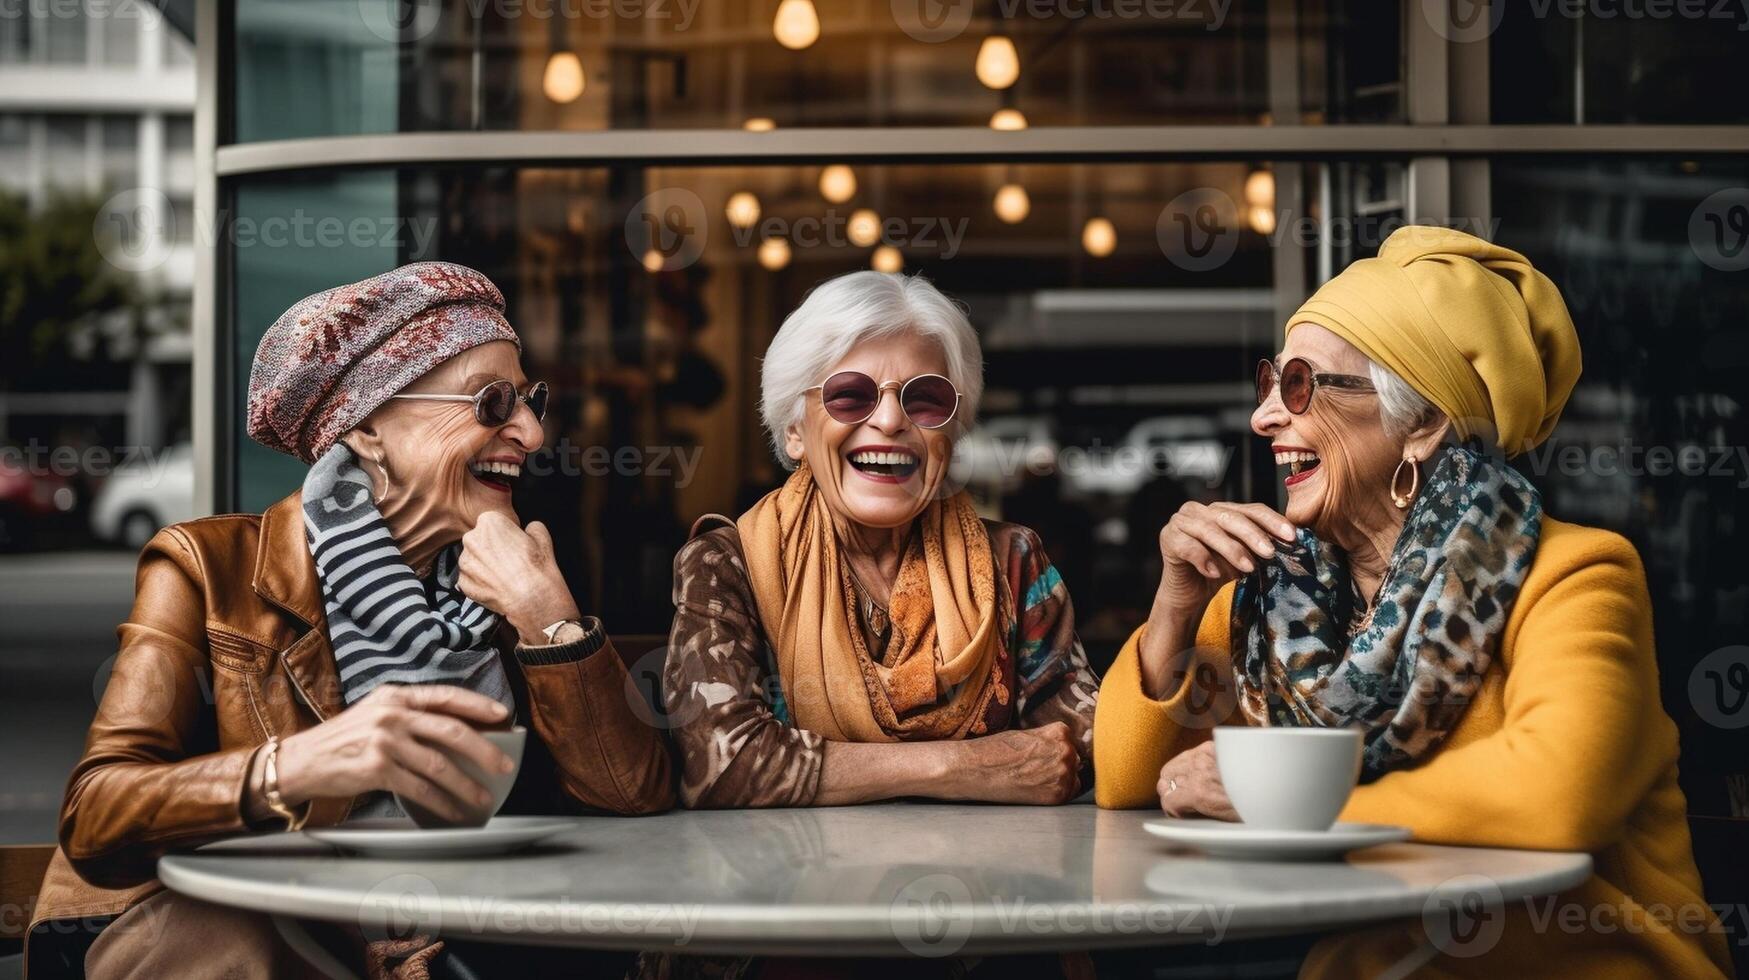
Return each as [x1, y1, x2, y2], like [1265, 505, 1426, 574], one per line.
[1230, 444, 1542, 780]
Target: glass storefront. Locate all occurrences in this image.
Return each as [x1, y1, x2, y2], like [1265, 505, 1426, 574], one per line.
[231, 0, 1402, 141]
[212, 1, 1749, 819]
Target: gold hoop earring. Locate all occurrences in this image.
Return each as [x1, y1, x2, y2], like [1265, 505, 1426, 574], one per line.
[1390, 455, 1420, 510]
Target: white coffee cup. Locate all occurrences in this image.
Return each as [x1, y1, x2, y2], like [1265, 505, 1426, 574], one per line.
[397, 725, 526, 829]
[1212, 727, 1364, 831]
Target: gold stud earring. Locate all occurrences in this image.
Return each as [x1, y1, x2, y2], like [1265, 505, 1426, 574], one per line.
[1390, 455, 1420, 510]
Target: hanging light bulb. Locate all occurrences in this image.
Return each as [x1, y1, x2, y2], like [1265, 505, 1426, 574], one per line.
[543, 50, 586, 104]
[1082, 217, 1116, 257]
[847, 208, 881, 248]
[871, 245, 903, 273]
[725, 192, 761, 229]
[819, 164, 856, 204]
[1244, 169, 1275, 209]
[1247, 205, 1277, 235]
[989, 108, 1028, 131]
[758, 237, 792, 270]
[642, 248, 665, 273]
[772, 0, 820, 50]
[993, 183, 1030, 224]
[743, 117, 777, 132]
[975, 35, 1020, 90]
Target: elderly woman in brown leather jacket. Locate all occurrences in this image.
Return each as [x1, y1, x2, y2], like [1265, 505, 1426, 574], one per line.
[28, 263, 673, 979]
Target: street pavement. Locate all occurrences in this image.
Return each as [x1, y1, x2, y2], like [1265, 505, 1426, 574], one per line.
[0, 550, 136, 843]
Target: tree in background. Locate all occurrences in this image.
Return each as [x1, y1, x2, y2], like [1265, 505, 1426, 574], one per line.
[0, 188, 141, 392]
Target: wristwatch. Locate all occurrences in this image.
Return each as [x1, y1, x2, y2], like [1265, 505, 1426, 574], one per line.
[541, 619, 578, 645]
[517, 616, 607, 665]
[534, 615, 605, 650]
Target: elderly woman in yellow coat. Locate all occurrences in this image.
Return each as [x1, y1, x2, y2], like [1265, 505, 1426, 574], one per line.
[1093, 227, 1731, 978]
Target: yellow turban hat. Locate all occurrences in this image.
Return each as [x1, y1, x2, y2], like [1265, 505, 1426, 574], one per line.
[1286, 226, 1582, 456]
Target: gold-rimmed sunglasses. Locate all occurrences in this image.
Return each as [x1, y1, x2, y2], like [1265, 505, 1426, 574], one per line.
[1255, 358, 1373, 415]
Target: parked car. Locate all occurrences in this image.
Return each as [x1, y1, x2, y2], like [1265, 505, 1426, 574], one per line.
[90, 443, 195, 550]
[0, 455, 78, 550]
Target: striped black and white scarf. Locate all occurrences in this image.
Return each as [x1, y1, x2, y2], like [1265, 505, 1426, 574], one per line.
[302, 443, 512, 710]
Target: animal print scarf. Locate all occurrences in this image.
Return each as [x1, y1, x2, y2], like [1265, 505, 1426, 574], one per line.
[1230, 444, 1541, 780]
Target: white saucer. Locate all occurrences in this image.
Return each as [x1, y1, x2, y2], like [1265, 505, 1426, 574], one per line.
[1143, 818, 1410, 861]
[306, 816, 576, 858]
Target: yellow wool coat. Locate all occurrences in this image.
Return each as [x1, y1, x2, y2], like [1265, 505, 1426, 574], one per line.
[1093, 517, 1733, 978]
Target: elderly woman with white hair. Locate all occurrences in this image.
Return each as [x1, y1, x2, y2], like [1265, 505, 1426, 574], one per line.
[662, 271, 1098, 809]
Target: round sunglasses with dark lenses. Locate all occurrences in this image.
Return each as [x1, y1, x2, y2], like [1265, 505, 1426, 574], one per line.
[390, 380, 549, 427]
[811, 371, 961, 429]
[474, 380, 549, 427]
[1255, 358, 1374, 415]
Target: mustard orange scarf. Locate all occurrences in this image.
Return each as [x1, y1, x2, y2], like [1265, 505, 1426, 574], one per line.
[736, 464, 1004, 742]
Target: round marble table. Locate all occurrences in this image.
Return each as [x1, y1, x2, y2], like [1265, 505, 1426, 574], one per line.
[159, 803, 1590, 963]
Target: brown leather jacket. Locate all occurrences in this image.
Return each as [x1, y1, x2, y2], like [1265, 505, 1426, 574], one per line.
[28, 492, 674, 959]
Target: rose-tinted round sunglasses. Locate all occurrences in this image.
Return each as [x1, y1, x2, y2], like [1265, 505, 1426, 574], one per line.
[805, 371, 961, 429]
[390, 380, 549, 427]
[1256, 358, 1373, 415]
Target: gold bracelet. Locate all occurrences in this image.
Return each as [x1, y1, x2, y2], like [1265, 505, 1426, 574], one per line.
[262, 736, 311, 832]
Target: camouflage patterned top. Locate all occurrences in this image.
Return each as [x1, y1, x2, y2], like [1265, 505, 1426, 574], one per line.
[662, 520, 1099, 808]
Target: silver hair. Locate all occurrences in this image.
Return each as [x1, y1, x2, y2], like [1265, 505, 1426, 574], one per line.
[760, 271, 983, 467]
[1368, 360, 1444, 442]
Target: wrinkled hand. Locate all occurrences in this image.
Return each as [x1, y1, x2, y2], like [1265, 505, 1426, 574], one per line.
[273, 685, 515, 825]
[457, 511, 581, 644]
[1140, 502, 1296, 698]
[1156, 740, 1239, 821]
[962, 721, 1081, 805]
[1155, 501, 1296, 618]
